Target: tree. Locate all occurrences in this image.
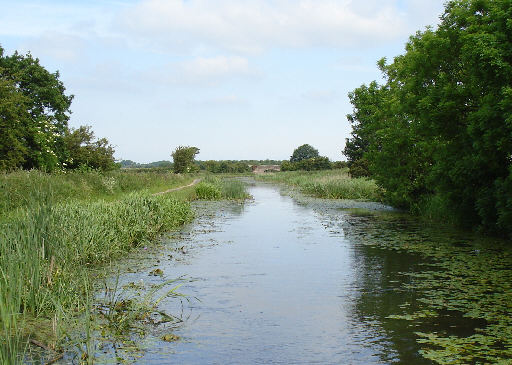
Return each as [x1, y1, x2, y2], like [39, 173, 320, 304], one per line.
[63, 126, 116, 170]
[172, 146, 199, 173]
[345, 0, 512, 235]
[0, 45, 73, 170]
[0, 75, 30, 170]
[290, 144, 319, 162]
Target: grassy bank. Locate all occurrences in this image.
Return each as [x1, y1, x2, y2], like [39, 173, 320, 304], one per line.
[0, 170, 197, 362]
[0, 169, 195, 216]
[257, 169, 382, 202]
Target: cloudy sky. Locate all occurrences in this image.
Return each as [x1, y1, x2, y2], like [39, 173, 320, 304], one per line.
[1, 0, 446, 162]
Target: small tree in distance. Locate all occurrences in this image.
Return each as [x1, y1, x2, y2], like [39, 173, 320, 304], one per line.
[290, 144, 319, 162]
[172, 146, 199, 173]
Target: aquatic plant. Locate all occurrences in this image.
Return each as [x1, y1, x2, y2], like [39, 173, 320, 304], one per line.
[195, 182, 222, 200]
[257, 170, 382, 201]
[340, 210, 512, 364]
[195, 176, 250, 201]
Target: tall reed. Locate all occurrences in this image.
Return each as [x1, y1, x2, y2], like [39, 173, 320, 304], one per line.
[0, 191, 194, 362]
[257, 169, 382, 201]
[195, 176, 250, 200]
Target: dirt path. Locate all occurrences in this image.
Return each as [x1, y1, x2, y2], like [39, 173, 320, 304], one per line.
[152, 178, 202, 196]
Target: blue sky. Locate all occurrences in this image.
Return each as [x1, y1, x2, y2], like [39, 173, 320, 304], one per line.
[0, 0, 446, 162]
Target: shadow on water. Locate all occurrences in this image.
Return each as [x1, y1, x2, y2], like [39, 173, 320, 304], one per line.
[82, 182, 511, 364]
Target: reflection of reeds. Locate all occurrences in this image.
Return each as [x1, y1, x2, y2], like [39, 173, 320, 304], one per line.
[257, 170, 383, 201]
[0, 191, 193, 362]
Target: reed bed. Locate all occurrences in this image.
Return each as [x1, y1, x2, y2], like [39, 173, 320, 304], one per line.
[195, 176, 250, 200]
[0, 170, 196, 362]
[257, 169, 382, 201]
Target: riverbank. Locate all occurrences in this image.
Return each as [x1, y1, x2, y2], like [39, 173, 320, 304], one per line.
[0, 170, 251, 362]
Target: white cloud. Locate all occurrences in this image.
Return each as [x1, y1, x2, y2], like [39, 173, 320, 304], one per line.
[119, 0, 411, 53]
[20, 31, 87, 62]
[181, 55, 251, 80]
[187, 94, 250, 107]
[139, 55, 258, 86]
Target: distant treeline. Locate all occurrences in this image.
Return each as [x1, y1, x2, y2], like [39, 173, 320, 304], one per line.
[119, 160, 173, 169]
[120, 159, 287, 173]
[343, 0, 512, 237]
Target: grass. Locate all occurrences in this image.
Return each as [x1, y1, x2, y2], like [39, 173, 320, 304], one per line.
[0, 169, 195, 216]
[195, 175, 251, 200]
[256, 169, 382, 201]
[0, 169, 197, 362]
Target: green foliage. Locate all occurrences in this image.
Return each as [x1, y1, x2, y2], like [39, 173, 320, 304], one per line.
[172, 146, 199, 173]
[0, 76, 30, 171]
[332, 161, 348, 169]
[348, 158, 370, 178]
[281, 156, 332, 171]
[345, 0, 512, 235]
[0, 46, 73, 171]
[63, 125, 116, 171]
[0, 46, 116, 172]
[257, 169, 382, 201]
[290, 144, 319, 162]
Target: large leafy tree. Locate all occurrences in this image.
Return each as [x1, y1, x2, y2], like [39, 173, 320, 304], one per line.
[346, 0, 512, 235]
[290, 144, 319, 162]
[0, 46, 116, 171]
[0, 46, 73, 170]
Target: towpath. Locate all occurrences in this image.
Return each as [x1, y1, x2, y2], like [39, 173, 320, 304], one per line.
[152, 178, 201, 196]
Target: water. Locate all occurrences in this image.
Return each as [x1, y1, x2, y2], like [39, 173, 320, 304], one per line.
[99, 182, 511, 364]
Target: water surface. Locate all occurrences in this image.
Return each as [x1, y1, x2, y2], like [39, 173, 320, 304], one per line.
[105, 182, 511, 364]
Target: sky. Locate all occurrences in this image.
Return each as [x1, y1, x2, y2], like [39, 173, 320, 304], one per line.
[0, 0, 446, 162]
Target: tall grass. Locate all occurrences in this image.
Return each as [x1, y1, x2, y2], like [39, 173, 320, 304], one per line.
[0, 189, 194, 362]
[257, 169, 382, 201]
[195, 176, 250, 200]
[0, 169, 195, 215]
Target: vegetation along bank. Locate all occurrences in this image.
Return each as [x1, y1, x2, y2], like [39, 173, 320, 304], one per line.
[0, 170, 206, 362]
[342, 0, 512, 237]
